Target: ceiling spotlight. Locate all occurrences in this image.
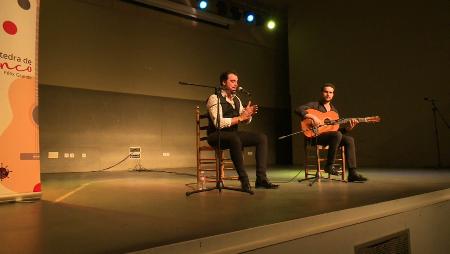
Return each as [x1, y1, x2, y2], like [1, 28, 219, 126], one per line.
[266, 19, 276, 30]
[198, 0, 208, 10]
[244, 11, 255, 23]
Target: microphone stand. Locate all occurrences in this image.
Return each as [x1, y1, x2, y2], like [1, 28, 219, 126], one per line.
[277, 125, 327, 140]
[180, 82, 253, 196]
[278, 125, 338, 186]
[425, 98, 449, 169]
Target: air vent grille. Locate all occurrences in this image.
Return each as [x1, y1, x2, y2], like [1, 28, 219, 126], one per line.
[355, 229, 410, 254]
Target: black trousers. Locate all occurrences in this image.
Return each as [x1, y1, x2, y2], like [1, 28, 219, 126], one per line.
[207, 130, 268, 182]
[310, 131, 357, 170]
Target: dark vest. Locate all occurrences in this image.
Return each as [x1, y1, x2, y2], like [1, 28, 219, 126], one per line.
[207, 94, 241, 134]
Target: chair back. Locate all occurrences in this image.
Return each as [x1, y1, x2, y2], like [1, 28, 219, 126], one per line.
[196, 105, 213, 153]
[193, 106, 238, 188]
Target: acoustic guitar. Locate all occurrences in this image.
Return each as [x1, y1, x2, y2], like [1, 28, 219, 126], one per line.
[300, 109, 381, 138]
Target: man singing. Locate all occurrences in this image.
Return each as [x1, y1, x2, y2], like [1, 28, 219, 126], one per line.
[206, 71, 279, 192]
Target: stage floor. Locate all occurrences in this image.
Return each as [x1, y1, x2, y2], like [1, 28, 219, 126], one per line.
[1, 167, 450, 254]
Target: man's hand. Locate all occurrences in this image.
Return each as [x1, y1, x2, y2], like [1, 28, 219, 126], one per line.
[346, 118, 359, 130]
[246, 101, 259, 115]
[240, 101, 258, 121]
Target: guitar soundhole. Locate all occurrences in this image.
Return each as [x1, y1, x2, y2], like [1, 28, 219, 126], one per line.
[32, 105, 39, 125]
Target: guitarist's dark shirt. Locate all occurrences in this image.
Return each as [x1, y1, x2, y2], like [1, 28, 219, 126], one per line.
[295, 101, 339, 119]
[295, 101, 347, 133]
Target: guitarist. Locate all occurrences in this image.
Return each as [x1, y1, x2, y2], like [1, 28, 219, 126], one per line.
[295, 83, 367, 182]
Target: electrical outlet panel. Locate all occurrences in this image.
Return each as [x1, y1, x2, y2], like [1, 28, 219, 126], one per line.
[129, 147, 141, 160]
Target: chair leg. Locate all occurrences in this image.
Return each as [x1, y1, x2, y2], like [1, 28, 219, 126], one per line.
[220, 151, 225, 179]
[214, 150, 221, 186]
[300, 143, 348, 185]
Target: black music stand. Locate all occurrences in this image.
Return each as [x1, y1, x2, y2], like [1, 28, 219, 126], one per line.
[180, 82, 253, 196]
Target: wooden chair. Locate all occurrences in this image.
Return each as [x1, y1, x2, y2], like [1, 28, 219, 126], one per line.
[303, 138, 347, 183]
[194, 106, 238, 189]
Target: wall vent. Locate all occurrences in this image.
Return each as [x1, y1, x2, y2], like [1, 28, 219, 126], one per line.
[355, 229, 410, 254]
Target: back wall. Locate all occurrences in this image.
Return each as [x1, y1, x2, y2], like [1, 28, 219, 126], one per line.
[288, 0, 450, 168]
[38, 0, 291, 173]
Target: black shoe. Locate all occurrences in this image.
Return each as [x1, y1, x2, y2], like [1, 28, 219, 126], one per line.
[324, 165, 341, 176]
[241, 180, 253, 193]
[255, 180, 279, 189]
[348, 173, 368, 182]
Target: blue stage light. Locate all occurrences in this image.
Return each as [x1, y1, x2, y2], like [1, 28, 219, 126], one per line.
[245, 12, 255, 23]
[198, 0, 208, 10]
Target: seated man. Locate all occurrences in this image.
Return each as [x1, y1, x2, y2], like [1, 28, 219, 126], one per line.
[206, 70, 279, 192]
[295, 83, 367, 182]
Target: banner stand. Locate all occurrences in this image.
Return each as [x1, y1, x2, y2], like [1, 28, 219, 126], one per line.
[0, 0, 41, 202]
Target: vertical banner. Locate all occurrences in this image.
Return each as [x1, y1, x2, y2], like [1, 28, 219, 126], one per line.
[0, 0, 41, 201]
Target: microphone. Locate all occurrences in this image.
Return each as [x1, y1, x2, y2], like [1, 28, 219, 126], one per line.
[238, 86, 251, 96]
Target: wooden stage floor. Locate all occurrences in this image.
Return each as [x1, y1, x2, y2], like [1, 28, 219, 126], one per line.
[1, 167, 449, 254]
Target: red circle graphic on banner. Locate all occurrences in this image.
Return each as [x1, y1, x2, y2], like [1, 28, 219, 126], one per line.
[33, 183, 42, 192]
[3, 21, 18, 35]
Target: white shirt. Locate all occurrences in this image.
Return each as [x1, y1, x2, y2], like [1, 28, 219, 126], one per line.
[206, 90, 251, 129]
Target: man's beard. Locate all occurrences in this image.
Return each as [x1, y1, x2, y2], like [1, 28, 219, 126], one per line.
[226, 87, 237, 94]
[222, 87, 236, 95]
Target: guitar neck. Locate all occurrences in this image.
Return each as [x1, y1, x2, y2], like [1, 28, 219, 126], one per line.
[339, 117, 370, 124]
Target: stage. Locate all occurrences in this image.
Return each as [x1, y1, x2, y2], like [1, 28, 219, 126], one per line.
[1, 167, 450, 254]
